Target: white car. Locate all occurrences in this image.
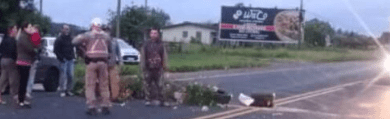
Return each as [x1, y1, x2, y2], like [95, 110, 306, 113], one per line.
[0, 34, 4, 44]
[41, 36, 78, 59]
[116, 38, 140, 63]
[41, 37, 57, 58]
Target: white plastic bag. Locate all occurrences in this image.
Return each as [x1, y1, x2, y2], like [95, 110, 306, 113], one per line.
[238, 93, 254, 106]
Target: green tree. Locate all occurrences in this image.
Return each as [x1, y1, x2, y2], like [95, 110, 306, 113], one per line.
[235, 3, 245, 7]
[336, 28, 343, 35]
[304, 19, 334, 47]
[108, 5, 170, 47]
[0, 0, 51, 35]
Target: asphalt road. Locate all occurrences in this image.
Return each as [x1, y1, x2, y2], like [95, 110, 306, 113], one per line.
[0, 89, 231, 119]
[189, 60, 385, 119]
[0, 60, 385, 119]
[186, 61, 382, 104]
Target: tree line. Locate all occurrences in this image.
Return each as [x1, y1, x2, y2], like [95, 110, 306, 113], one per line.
[304, 18, 379, 49]
[0, 0, 51, 35]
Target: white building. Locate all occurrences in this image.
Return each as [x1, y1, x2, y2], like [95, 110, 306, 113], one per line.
[161, 22, 218, 45]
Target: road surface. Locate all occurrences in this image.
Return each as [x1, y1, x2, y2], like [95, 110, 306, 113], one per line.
[191, 61, 387, 119]
[0, 60, 386, 119]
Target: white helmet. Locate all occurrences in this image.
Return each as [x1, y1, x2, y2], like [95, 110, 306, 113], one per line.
[91, 18, 102, 27]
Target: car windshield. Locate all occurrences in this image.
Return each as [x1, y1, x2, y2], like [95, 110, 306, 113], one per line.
[118, 40, 132, 49]
[48, 40, 55, 46]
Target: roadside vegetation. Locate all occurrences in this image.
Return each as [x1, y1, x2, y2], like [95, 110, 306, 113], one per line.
[71, 4, 384, 104]
[73, 43, 382, 80]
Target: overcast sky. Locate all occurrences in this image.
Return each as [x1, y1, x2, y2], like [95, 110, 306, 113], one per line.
[41, 0, 390, 36]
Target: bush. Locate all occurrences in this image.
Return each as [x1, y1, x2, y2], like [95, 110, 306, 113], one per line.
[120, 74, 143, 100]
[74, 64, 86, 79]
[190, 37, 202, 44]
[120, 65, 139, 75]
[72, 77, 85, 96]
[185, 84, 217, 106]
[124, 75, 143, 94]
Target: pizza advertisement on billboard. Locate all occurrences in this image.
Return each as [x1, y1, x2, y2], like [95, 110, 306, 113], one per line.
[219, 6, 302, 43]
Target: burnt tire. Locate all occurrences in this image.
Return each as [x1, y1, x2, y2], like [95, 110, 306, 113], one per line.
[43, 68, 59, 92]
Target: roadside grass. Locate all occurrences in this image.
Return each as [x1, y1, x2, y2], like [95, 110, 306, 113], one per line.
[216, 46, 382, 62]
[74, 62, 140, 79]
[168, 53, 269, 72]
[71, 44, 382, 96]
[73, 44, 382, 77]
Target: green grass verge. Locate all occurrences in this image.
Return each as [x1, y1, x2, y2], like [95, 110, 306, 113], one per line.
[73, 44, 382, 78]
[168, 53, 269, 72]
[74, 63, 140, 79]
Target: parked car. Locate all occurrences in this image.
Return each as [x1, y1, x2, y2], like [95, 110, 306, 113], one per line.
[0, 33, 3, 79]
[117, 38, 140, 64]
[41, 37, 57, 58]
[34, 38, 62, 92]
[0, 33, 4, 44]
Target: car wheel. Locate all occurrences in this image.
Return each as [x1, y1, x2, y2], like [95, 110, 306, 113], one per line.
[43, 68, 59, 92]
[1, 85, 9, 95]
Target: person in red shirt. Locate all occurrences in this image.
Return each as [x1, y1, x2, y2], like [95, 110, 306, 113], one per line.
[30, 25, 41, 47]
[26, 25, 41, 99]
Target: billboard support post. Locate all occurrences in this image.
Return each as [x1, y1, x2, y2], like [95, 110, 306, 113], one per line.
[298, 0, 304, 49]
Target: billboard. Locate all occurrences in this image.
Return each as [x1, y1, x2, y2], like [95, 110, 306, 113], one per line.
[219, 6, 302, 43]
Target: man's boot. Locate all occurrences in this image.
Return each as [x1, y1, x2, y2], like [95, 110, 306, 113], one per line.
[101, 107, 110, 115]
[86, 108, 98, 116]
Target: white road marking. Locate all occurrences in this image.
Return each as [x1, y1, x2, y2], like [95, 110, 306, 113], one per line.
[275, 87, 343, 106]
[193, 79, 367, 119]
[216, 108, 262, 119]
[275, 80, 364, 103]
[192, 107, 251, 119]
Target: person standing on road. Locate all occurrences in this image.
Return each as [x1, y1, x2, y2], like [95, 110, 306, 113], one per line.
[0, 24, 19, 105]
[16, 22, 40, 108]
[54, 25, 75, 97]
[72, 18, 112, 115]
[141, 27, 169, 107]
[102, 25, 122, 102]
[26, 24, 42, 99]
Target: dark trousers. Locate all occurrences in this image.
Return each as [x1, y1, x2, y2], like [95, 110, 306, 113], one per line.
[18, 66, 31, 103]
[143, 69, 164, 101]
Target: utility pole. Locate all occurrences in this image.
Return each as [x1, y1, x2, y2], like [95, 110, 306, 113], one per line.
[143, 0, 148, 42]
[116, 0, 121, 38]
[145, 0, 147, 11]
[40, 0, 42, 14]
[298, 0, 303, 49]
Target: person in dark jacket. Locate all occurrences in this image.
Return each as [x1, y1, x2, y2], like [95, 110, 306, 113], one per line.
[141, 27, 169, 107]
[54, 25, 75, 97]
[0, 25, 19, 104]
